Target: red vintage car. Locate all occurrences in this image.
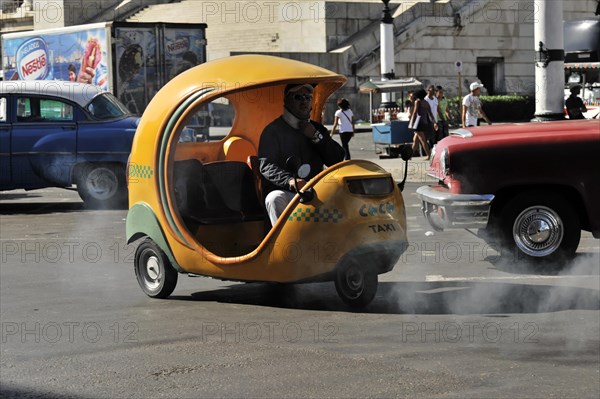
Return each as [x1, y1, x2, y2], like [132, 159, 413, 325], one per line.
[416, 119, 600, 263]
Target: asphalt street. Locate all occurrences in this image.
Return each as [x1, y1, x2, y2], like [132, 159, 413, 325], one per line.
[0, 132, 599, 398]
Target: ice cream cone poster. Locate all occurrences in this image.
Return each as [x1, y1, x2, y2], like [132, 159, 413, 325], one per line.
[2, 26, 110, 91]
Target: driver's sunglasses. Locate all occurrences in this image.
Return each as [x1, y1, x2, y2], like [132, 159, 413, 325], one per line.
[291, 93, 313, 102]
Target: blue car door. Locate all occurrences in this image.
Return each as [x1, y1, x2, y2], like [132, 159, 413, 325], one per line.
[0, 96, 10, 187]
[11, 95, 77, 189]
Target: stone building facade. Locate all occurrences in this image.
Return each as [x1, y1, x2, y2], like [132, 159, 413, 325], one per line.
[2, 0, 598, 120]
[127, 0, 599, 119]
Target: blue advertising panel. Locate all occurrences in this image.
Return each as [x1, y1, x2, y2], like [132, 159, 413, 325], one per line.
[114, 26, 158, 115]
[113, 23, 207, 114]
[163, 26, 207, 80]
[2, 22, 207, 114]
[2, 26, 110, 91]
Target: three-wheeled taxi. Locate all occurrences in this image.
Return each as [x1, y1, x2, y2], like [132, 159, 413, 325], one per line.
[126, 55, 409, 307]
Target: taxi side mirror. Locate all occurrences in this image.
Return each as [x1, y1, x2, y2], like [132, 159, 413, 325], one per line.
[285, 156, 301, 174]
[286, 156, 311, 179]
[400, 145, 413, 161]
[398, 145, 413, 192]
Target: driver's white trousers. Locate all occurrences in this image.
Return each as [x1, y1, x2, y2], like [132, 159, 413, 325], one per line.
[265, 190, 296, 226]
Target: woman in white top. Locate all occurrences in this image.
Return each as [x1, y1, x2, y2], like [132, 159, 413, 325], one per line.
[331, 98, 355, 160]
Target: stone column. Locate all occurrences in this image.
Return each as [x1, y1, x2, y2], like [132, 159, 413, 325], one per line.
[380, 0, 396, 107]
[533, 0, 565, 120]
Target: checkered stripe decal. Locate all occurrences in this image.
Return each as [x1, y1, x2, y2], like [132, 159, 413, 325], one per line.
[288, 207, 344, 223]
[129, 164, 154, 179]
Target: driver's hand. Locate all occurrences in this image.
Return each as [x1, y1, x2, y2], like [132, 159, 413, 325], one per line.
[298, 120, 317, 139]
[289, 178, 307, 191]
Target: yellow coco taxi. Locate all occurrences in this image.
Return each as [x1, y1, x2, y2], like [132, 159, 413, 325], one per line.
[126, 55, 409, 308]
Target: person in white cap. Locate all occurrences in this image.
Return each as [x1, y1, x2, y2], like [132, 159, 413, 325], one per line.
[258, 83, 345, 226]
[462, 82, 492, 128]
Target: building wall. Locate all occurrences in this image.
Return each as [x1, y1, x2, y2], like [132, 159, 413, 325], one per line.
[336, 0, 598, 120]
[325, 1, 385, 50]
[129, 1, 383, 61]
[129, 0, 599, 121]
[3, 0, 598, 119]
[357, 0, 598, 100]
[564, 0, 599, 20]
[60, 0, 170, 26]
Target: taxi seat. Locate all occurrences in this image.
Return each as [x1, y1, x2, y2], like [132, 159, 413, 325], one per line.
[173, 159, 264, 226]
[247, 155, 264, 206]
[223, 136, 255, 163]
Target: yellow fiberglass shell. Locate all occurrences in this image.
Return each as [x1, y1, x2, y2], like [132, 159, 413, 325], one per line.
[131, 54, 346, 162]
[158, 160, 407, 283]
[128, 54, 346, 219]
[127, 55, 407, 283]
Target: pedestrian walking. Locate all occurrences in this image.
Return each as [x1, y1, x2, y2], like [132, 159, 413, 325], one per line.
[462, 82, 492, 128]
[331, 98, 355, 160]
[424, 84, 442, 146]
[404, 90, 415, 119]
[436, 86, 451, 141]
[409, 89, 437, 159]
[565, 84, 587, 119]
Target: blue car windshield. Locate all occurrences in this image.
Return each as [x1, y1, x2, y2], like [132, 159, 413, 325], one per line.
[87, 93, 131, 120]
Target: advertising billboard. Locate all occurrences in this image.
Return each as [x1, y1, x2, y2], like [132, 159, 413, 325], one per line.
[2, 24, 111, 92]
[113, 24, 207, 114]
[2, 22, 206, 114]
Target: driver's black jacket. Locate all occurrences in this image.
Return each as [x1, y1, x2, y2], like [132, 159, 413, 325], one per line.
[258, 116, 345, 196]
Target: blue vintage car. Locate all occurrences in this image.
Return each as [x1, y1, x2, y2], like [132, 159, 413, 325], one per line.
[0, 81, 139, 208]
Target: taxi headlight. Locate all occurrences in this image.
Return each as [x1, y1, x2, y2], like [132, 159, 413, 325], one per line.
[347, 177, 394, 195]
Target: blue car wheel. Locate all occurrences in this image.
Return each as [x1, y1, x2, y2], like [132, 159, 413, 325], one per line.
[76, 163, 127, 209]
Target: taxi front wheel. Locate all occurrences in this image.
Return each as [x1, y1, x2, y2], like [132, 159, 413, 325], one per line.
[334, 261, 378, 308]
[134, 238, 178, 298]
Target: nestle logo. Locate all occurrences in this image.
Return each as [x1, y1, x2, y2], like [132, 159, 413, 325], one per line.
[16, 37, 49, 80]
[21, 54, 47, 77]
[167, 38, 189, 55]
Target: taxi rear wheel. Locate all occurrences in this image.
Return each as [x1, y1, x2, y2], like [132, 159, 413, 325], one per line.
[334, 261, 378, 308]
[134, 238, 178, 298]
[76, 163, 127, 209]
